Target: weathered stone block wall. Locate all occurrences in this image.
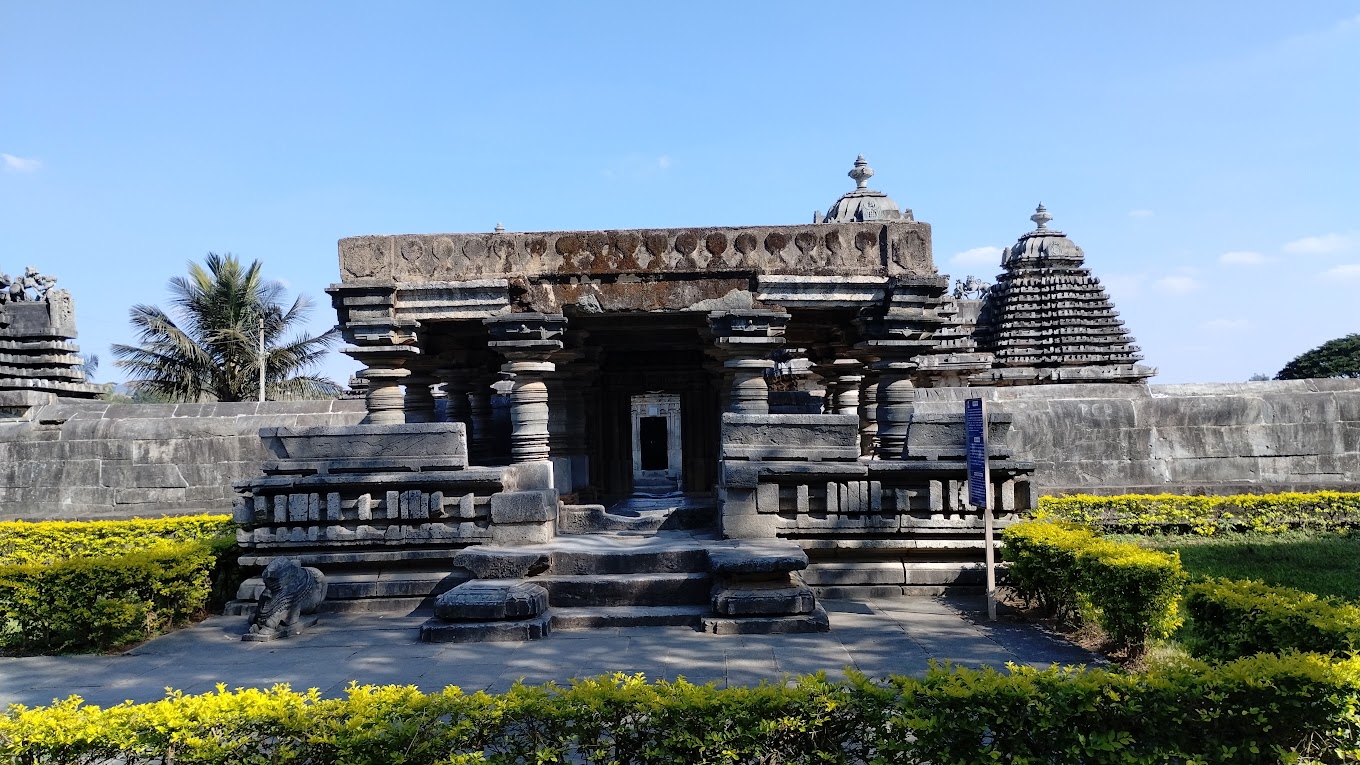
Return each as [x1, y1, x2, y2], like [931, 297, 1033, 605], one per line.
[914, 380, 1360, 495]
[0, 399, 365, 521]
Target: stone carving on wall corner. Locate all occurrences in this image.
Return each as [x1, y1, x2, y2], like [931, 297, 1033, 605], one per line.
[243, 558, 328, 641]
[0, 266, 58, 304]
[952, 276, 991, 300]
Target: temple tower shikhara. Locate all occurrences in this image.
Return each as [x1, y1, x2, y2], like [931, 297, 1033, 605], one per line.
[232, 157, 1152, 634]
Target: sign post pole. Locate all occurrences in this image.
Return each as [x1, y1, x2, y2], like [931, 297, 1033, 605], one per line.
[964, 397, 996, 621]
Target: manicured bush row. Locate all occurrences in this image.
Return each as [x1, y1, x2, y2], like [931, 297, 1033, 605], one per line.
[0, 515, 234, 566]
[2, 657, 1357, 764]
[0, 540, 225, 654]
[1185, 578, 1360, 662]
[1002, 520, 1187, 653]
[1039, 491, 1360, 535]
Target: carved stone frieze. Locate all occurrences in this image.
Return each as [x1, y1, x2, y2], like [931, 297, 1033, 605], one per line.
[338, 221, 934, 283]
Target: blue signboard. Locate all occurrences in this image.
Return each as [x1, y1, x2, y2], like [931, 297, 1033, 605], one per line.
[965, 398, 988, 508]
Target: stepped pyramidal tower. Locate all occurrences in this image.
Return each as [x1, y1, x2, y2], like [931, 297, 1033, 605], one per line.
[973, 205, 1156, 384]
[0, 267, 109, 403]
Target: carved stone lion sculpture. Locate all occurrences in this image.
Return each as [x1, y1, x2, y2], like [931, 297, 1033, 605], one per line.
[243, 558, 327, 641]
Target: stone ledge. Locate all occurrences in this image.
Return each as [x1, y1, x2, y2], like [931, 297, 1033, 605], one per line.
[420, 612, 552, 643]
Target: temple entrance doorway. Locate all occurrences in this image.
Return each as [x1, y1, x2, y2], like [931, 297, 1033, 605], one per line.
[630, 393, 682, 496]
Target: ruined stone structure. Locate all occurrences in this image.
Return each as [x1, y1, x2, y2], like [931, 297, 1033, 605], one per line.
[230, 158, 1072, 636]
[0, 267, 109, 407]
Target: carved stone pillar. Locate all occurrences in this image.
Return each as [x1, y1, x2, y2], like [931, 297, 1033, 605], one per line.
[485, 313, 568, 466]
[544, 353, 592, 494]
[360, 367, 410, 425]
[821, 358, 863, 416]
[871, 360, 917, 460]
[403, 372, 438, 424]
[855, 277, 948, 460]
[435, 365, 473, 427]
[467, 376, 497, 464]
[858, 366, 879, 457]
[502, 360, 553, 463]
[708, 310, 787, 416]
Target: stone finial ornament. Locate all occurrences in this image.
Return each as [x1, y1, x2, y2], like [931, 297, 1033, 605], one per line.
[1030, 203, 1053, 232]
[243, 558, 327, 641]
[848, 155, 873, 189]
[494, 222, 505, 234]
[820, 155, 912, 224]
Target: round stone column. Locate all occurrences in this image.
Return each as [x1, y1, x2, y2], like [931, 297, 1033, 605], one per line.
[436, 367, 473, 427]
[503, 360, 554, 463]
[824, 359, 863, 416]
[403, 373, 438, 424]
[361, 368, 410, 425]
[725, 358, 775, 415]
[873, 360, 917, 460]
[467, 376, 497, 464]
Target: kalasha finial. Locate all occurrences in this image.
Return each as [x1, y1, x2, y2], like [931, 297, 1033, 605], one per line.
[848, 155, 874, 190]
[1031, 203, 1052, 231]
[494, 222, 505, 234]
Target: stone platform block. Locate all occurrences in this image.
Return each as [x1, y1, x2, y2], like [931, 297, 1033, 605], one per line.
[701, 604, 830, 635]
[489, 489, 558, 524]
[420, 612, 552, 643]
[451, 548, 550, 579]
[434, 580, 548, 622]
[712, 579, 815, 616]
[707, 540, 808, 577]
[260, 422, 467, 462]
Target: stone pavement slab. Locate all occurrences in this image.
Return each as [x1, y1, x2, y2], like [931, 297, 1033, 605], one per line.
[0, 596, 1097, 709]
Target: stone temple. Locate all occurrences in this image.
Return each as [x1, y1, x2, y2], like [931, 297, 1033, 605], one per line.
[228, 157, 1156, 639]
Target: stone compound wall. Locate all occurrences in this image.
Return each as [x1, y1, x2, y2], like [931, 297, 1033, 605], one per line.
[915, 379, 1360, 496]
[0, 399, 365, 521]
[0, 380, 1357, 522]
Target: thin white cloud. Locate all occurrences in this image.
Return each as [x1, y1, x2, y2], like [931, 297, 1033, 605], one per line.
[1283, 232, 1359, 256]
[1200, 318, 1250, 333]
[1322, 264, 1360, 281]
[1102, 272, 1147, 300]
[949, 246, 1002, 268]
[1154, 275, 1200, 295]
[1128, 209, 1155, 219]
[657, 155, 672, 170]
[1219, 250, 1267, 266]
[1, 153, 41, 173]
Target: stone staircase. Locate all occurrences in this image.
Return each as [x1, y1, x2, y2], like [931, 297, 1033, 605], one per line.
[421, 527, 829, 642]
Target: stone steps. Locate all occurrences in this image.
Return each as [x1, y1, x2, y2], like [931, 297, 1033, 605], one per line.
[534, 572, 712, 608]
[552, 605, 709, 630]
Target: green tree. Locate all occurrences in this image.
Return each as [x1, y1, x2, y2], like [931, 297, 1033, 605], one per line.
[112, 253, 342, 402]
[1275, 334, 1360, 380]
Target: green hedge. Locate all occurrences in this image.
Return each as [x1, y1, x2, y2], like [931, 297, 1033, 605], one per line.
[2, 656, 1356, 764]
[0, 515, 234, 566]
[0, 540, 224, 654]
[1002, 520, 1187, 653]
[1039, 491, 1360, 534]
[1185, 578, 1360, 662]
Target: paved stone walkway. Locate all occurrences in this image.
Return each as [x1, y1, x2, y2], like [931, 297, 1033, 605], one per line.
[0, 597, 1097, 709]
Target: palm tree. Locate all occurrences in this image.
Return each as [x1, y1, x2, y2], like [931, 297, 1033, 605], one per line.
[112, 253, 342, 402]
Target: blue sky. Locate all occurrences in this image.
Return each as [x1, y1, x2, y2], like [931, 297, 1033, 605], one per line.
[2, 2, 1357, 387]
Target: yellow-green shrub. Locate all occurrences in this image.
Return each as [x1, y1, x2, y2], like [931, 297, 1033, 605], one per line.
[1185, 578, 1360, 661]
[0, 515, 233, 566]
[0, 541, 219, 654]
[1, 657, 1357, 764]
[996, 520, 1095, 622]
[1039, 491, 1360, 534]
[1002, 520, 1186, 653]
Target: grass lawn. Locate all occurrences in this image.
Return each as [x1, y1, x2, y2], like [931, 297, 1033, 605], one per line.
[1115, 529, 1359, 602]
